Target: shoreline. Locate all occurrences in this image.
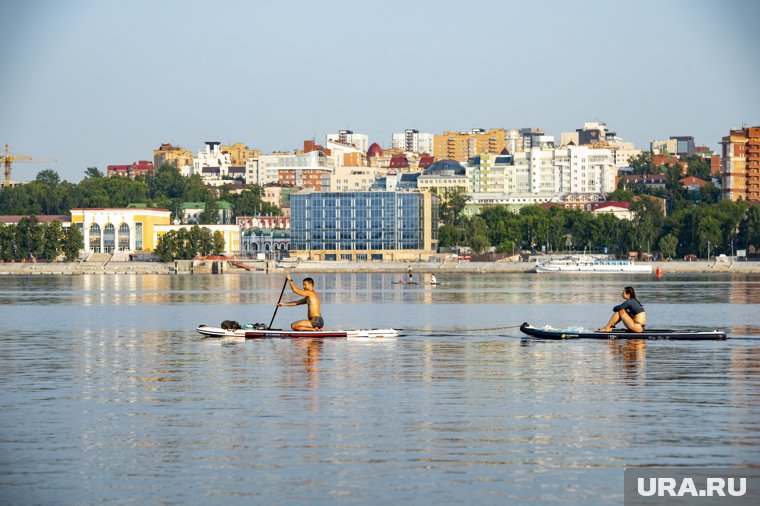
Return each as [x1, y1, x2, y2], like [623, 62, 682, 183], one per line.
[1, 259, 759, 275]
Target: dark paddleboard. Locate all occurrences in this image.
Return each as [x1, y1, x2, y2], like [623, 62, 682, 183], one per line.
[520, 322, 727, 340]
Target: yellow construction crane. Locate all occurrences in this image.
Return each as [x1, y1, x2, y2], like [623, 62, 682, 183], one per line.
[1, 144, 57, 189]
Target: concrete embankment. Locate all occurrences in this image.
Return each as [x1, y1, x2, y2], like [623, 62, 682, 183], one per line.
[2, 259, 759, 275]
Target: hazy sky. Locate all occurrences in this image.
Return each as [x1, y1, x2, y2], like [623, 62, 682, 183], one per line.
[2, 0, 759, 182]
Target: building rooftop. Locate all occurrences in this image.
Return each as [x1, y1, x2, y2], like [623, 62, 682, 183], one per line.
[424, 159, 466, 176]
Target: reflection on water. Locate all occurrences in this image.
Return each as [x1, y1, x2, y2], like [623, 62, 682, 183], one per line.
[0, 273, 758, 504]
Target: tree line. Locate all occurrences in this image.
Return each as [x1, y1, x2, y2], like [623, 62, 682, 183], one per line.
[0, 216, 83, 262]
[438, 190, 760, 259]
[153, 226, 225, 261]
[0, 165, 281, 223]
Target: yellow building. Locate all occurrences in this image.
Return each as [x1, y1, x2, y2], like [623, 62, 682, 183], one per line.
[221, 143, 261, 166]
[434, 129, 507, 162]
[71, 208, 171, 254]
[154, 224, 241, 255]
[154, 144, 194, 170]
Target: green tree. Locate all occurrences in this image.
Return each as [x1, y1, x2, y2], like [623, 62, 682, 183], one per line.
[0, 224, 15, 261]
[35, 169, 61, 187]
[154, 231, 178, 261]
[463, 216, 490, 253]
[698, 184, 720, 204]
[198, 195, 219, 225]
[212, 231, 225, 255]
[438, 189, 470, 227]
[84, 167, 104, 178]
[14, 216, 44, 260]
[40, 221, 64, 261]
[62, 225, 83, 261]
[658, 233, 678, 259]
[437, 224, 463, 249]
[628, 152, 657, 175]
[742, 205, 760, 251]
[685, 156, 711, 181]
[696, 216, 722, 257]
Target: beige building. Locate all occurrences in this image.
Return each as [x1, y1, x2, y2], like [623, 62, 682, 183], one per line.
[326, 166, 379, 192]
[154, 144, 194, 170]
[221, 143, 260, 165]
[434, 128, 508, 162]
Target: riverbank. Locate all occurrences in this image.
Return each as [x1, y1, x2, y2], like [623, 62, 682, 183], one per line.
[1, 259, 759, 275]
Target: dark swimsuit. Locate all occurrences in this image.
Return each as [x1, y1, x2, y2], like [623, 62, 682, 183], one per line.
[613, 299, 645, 329]
[310, 316, 324, 329]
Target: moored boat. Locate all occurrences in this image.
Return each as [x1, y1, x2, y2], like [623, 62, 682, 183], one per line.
[534, 256, 652, 273]
[520, 322, 727, 340]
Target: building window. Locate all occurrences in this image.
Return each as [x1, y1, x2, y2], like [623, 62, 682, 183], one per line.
[89, 223, 101, 253]
[135, 222, 143, 251]
[118, 223, 130, 251]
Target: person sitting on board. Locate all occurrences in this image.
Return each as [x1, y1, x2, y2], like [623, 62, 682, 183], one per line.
[598, 286, 647, 333]
[277, 275, 324, 331]
[430, 273, 437, 285]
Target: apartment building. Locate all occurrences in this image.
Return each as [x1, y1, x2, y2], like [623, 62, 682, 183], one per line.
[433, 128, 508, 162]
[722, 126, 760, 202]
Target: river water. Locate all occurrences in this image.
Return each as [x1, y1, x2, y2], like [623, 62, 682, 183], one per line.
[1, 273, 759, 505]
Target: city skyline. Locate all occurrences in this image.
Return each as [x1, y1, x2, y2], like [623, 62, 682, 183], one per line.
[1, 0, 759, 182]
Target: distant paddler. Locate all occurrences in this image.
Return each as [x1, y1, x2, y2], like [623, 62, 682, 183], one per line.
[277, 275, 324, 331]
[598, 286, 647, 333]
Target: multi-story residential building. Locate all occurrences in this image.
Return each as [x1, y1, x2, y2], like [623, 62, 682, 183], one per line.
[519, 128, 546, 150]
[326, 130, 369, 152]
[154, 143, 194, 171]
[417, 160, 470, 195]
[576, 122, 608, 145]
[670, 136, 695, 157]
[467, 153, 513, 193]
[651, 138, 678, 155]
[107, 160, 155, 178]
[463, 146, 618, 208]
[560, 132, 580, 147]
[290, 191, 438, 261]
[221, 143, 260, 165]
[722, 126, 760, 202]
[325, 166, 378, 192]
[325, 140, 365, 167]
[184, 142, 235, 185]
[391, 129, 435, 154]
[434, 128, 508, 162]
[258, 150, 336, 190]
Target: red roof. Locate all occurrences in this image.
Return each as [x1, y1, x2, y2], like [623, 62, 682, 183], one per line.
[0, 215, 71, 224]
[367, 143, 383, 157]
[593, 201, 631, 211]
[389, 155, 409, 168]
[418, 154, 435, 169]
[678, 176, 709, 187]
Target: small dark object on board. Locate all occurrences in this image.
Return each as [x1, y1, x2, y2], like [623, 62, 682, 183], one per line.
[221, 320, 241, 330]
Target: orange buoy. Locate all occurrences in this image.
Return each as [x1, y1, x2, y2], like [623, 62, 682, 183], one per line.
[655, 267, 662, 279]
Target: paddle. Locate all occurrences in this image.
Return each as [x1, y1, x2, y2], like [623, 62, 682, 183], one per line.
[268, 277, 289, 329]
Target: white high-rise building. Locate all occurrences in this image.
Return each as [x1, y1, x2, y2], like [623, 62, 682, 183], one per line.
[391, 129, 435, 154]
[467, 145, 617, 196]
[326, 130, 369, 152]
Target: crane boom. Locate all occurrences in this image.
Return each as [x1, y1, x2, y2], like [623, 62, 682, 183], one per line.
[1, 144, 57, 188]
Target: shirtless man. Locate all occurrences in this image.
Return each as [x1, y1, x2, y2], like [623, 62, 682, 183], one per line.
[277, 275, 324, 331]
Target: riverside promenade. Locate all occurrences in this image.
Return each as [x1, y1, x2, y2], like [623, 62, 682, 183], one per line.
[1, 259, 759, 275]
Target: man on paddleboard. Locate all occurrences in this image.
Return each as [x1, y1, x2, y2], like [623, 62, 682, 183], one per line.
[277, 275, 324, 331]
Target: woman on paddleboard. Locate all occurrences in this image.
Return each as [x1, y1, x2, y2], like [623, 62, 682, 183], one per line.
[599, 286, 647, 333]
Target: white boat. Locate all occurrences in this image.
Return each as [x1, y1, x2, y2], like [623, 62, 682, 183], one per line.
[534, 256, 652, 274]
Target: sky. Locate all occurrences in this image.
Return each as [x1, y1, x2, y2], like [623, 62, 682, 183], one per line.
[1, 0, 759, 182]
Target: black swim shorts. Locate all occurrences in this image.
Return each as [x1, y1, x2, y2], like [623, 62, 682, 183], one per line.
[310, 316, 324, 329]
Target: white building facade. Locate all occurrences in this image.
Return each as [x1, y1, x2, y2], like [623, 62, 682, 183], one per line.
[392, 129, 435, 154]
[326, 130, 369, 152]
